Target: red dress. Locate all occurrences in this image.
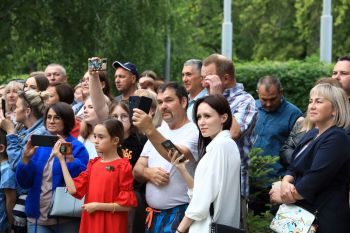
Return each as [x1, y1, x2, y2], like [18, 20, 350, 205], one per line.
[73, 157, 138, 233]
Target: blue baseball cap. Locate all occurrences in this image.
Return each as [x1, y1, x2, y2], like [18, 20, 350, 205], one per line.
[112, 61, 139, 79]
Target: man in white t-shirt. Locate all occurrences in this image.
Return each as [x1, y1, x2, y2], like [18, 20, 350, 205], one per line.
[133, 82, 199, 233]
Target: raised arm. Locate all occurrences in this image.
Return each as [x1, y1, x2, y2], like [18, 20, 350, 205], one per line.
[52, 140, 77, 194]
[89, 69, 109, 122]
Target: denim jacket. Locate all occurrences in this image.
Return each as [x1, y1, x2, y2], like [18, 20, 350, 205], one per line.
[6, 118, 48, 170]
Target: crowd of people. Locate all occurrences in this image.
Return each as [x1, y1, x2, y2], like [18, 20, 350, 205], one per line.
[0, 54, 349, 233]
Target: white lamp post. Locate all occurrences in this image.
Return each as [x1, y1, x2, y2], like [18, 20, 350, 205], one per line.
[222, 0, 232, 60]
[320, 0, 332, 63]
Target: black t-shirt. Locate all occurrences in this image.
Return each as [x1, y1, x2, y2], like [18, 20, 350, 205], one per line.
[120, 132, 147, 192]
[121, 132, 147, 168]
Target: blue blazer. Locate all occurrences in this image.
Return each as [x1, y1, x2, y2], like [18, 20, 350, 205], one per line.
[16, 135, 89, 219]
[286, 126, 350, 232]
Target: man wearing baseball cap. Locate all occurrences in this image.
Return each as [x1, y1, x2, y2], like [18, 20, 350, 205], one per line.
[112, 61, 139, 101]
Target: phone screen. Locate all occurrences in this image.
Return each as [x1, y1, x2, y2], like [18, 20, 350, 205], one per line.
[1, 99, 6, 117]
[31, 135, 59, 147]
[129, 96, 153, 124]
[60, 142, 72, 155]
[88, 58, 107, 71]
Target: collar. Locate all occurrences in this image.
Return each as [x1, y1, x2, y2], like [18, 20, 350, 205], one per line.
[223, 83, 244, 98]
[206, 130, 231, 152]
[189, 88, 208, 102]
[257, 97, 286, 113]
[26, 118, 44, 134]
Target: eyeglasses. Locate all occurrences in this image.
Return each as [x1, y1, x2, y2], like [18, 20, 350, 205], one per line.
[46, 114, 62, 122]
[110, 114, 129, 122]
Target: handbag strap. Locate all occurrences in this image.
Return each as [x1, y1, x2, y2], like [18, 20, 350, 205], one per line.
[209, 202, 214, 219]
[209, 175, 243, 220]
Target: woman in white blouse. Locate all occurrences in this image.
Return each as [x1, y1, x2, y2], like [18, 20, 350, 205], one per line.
[170, 94, 241, 233]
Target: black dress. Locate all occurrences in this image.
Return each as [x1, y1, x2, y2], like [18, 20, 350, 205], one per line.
[286, 126, 350, 233]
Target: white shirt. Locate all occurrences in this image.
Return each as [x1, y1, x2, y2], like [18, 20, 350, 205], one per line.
[78, 136, 98, 159]
[185, 130, 241, 233]
[141, 121, 199, 209]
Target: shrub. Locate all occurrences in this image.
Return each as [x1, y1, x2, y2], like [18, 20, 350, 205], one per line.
[236, 60, 333, 111]
[247, 148, 279, 233]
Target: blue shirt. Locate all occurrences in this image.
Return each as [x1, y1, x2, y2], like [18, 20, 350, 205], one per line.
[254, 98, 302, 175]
[0, 160, 17, 232]
[6, 118, 48, 170]
[16, 135, 89, 219]
[187, 88, 208, 122]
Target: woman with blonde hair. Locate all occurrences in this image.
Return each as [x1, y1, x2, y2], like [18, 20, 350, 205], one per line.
[4, 81, 24, 122]
[134, 89, 162, 127]
[0, 89, 50, 233]
[270, 83, 350, 232]
[279, 77, 343, 169]
[78, 69, 111, 158]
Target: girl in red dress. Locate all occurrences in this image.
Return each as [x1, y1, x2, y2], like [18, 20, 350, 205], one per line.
[54, 119, 137, 233]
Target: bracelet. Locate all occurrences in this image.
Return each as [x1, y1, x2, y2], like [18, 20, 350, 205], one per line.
[176, 229, 184, 233]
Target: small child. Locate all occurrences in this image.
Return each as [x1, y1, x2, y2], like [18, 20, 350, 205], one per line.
[54, 119, 137, 233]
[0, 129, 17, 233]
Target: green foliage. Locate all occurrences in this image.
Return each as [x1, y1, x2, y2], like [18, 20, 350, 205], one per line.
[248, 148, 279, 199]
[247, 148, 277, 233]
[246, 209, 274, 233]
[236, 60, 333, 111]
[0, 0, 348, 90]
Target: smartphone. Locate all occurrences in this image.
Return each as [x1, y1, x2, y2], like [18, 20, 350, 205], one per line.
[60, 142, 72, 155]
[88, 57, 107, 71]
[1, 99, 5, 117]
[129, 96, 153, 123]
[31, 135, 59, 147]
[161, 140, 186, 163]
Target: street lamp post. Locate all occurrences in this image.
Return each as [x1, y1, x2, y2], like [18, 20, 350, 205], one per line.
[320, 0, 332, 63]
[222, 0, 232, 60]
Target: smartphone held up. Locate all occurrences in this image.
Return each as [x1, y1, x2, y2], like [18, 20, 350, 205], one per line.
[1, 98, 6, 118]
[59, 142, 72, 155]
[129, 96, 153, 124]
[30, 135, 72, 155]
[88, 57, 107, 71]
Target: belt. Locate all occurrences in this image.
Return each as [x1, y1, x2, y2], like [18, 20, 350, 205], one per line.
[145, 207, 161, 230]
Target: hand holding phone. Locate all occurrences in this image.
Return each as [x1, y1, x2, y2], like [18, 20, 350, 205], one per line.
[129, 96, 153, 124]
[22, 137, 38, 164]
[161, 140, 186, 163]
[60, 142, 72, 155]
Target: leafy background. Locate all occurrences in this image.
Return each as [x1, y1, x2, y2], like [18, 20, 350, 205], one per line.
[0, 0, 348, 102]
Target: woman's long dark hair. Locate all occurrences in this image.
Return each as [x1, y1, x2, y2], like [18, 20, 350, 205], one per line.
[193, 94, 232, 159]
